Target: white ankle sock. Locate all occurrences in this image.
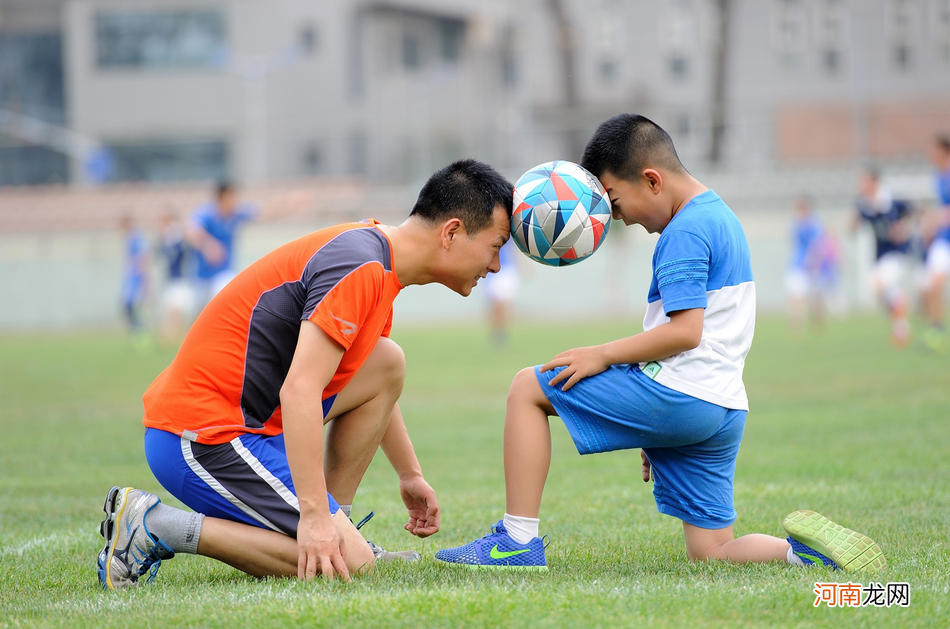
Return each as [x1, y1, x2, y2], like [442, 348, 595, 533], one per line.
[787, 545, 804, 566]
[340, 505, 352, 518]
[503, 513, 539, 545]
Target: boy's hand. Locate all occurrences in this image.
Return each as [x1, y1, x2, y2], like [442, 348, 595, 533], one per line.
[541, 345, 608, 391]
[641, 450, 652, 483]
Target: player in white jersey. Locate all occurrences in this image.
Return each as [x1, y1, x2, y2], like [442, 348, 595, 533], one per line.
[435, 114, 886, 574]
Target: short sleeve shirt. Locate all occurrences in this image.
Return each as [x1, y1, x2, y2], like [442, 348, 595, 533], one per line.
[641, 191, 755, 411]
[143, 220, 402, 444]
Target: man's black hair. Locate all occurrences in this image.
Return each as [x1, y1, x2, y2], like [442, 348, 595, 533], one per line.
[217, 180, 234, 199]
[581, 114, 686, 182]
[410, 159, 513, 234]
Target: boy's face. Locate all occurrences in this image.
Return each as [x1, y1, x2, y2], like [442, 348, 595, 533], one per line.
[598, 170, 667, 234]
[442, 205, 510, 296]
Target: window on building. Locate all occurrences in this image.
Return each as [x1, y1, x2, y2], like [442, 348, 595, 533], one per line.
[96, 10, 226, 69]
[932, 0, 950, 65]
[599, 58, 618, 82]
[500, 25, 518, 88]
[302, 142, 322, 175]
[104, 140, 227, 182]
[889, 0, 915, 71]
[664, 0, 692, 81]
[402, 32, 421, 69]
[439, 18, 465, 63]
[816, 0, 846, 74]
[774, 0, 806, 71]
[299, 24, 319, 56]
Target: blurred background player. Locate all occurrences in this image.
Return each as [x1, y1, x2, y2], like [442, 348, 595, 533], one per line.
[157, 208, 195, 345]
[920, 135, 950, 352]
[852, 167, 914, 347]
[119, 213, 150, 339]
[784, 195, 826, 335]
[482, 238, 521, 347]
[187, 181, 258, 309]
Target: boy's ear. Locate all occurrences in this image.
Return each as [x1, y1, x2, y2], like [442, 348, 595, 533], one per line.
[643, 168, 663, 194]
[440, 218, 463, 250]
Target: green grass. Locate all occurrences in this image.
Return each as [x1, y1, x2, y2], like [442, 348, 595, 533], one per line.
[1, 316, 948, 628]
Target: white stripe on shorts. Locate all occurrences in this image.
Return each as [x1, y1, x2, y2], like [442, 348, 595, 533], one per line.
[228, 436, 300, 511]
[180, 437, 282, 532]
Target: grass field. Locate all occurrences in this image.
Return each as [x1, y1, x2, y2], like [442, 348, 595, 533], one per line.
[1, 315, 948, 628]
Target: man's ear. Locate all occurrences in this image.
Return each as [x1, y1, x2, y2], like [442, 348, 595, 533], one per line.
[440, 218, 463, 250]
[643, 169, 663, 194]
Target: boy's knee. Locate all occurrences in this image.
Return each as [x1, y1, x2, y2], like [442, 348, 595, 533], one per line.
[508, 367, 538, 402]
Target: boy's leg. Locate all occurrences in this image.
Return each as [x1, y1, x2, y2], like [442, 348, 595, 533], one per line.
[682, 522, 788, 563]
[322, 337, 406, 505]
[504, 367, 558, 518]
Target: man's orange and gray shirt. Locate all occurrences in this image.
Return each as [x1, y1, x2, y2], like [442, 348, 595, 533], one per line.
[143, 220, 402, 445]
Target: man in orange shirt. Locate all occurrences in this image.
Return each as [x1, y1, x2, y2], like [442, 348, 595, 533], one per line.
[97, 160, 513, 588]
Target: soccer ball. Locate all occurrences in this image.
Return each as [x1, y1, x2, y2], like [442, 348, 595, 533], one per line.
[511, 160, 611, 266]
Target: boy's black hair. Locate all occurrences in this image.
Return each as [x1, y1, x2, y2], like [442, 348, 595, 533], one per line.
[936, 134, 950, 153]
[410, 159, 513, 234]
[581, 114, 686, 182]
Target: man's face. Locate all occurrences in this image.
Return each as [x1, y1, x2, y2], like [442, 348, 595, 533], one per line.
[218, 191, 237, 215]
[444, 205, 510, 297]
[598, 170, 666, 233]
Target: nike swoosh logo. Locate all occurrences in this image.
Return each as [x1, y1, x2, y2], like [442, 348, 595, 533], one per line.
[795, 551, 826, 566]
[489, 545, 530, 560]
[330, 313, 357, 335]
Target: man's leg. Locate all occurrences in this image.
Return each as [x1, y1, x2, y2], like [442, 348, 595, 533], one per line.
[322, 337, 406, 506]
[504, 367, 557, 518]
[197, 510, 373, 578]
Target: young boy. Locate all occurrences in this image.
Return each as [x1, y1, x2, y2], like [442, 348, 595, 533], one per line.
[435, 114, 887, 573]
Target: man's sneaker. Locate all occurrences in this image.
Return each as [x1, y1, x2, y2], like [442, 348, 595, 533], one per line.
[367, 541, 421, 562]
[351, 510, 420, 562]
[434, 520, 548, 570]
[97, 486, 175, 590]
[784, 510, 887, 573]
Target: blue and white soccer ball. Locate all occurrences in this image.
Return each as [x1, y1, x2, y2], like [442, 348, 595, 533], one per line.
[511, 160, 612, 267]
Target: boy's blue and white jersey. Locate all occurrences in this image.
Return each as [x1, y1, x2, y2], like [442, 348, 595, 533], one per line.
[642, 190, 755, 411]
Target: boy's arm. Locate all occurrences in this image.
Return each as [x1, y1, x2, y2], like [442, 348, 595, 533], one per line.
[542, 308, 704, 391]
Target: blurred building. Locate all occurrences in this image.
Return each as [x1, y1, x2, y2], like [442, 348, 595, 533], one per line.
[1, 0, 949, 187]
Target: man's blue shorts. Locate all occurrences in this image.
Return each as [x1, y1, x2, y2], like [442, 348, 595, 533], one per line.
[536, 364, 745, 529]
[144, 395, 339, 537]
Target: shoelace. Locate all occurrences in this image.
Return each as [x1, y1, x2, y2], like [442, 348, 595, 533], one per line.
[354, 511, 375, 530]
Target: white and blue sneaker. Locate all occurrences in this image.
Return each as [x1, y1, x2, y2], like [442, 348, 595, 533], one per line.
[97, 486, 175, 590]
[435, 520, 548, 570]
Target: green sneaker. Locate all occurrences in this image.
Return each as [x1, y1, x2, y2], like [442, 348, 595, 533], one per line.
[784, 510, 887, 573]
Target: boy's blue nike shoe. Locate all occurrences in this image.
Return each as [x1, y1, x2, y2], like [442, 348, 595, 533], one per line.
[435, 520, 548, 570]
[787, 536, 838, 569]
[784, 510, 887, 573]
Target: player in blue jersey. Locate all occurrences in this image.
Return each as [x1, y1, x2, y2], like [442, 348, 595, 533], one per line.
[921, 135, 950, 351]
[852, 168, 914, 347]
[120, 214, 150, 335]
[157, 209, 195, 344]
[187, 181, 258, 308]
[435, 114, 886, 573]
[482, 239, 521, 346]
[785, 195, 827, 334]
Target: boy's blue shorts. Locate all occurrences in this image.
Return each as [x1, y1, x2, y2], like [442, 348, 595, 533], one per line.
[535, 364, 745, 529]
[144, 395, 339, 537]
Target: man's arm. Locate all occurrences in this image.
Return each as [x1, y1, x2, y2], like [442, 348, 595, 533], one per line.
[379, 403, 441, 537]
[279, 320, 348, 580]
[542, 308, 704, 391]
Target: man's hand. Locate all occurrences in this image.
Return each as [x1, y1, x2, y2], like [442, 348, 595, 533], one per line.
[399, 476, 441, 537]
[641, 450, 652, 483]
[540, 345, 609, 391]
[296, 510, 350, 581]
